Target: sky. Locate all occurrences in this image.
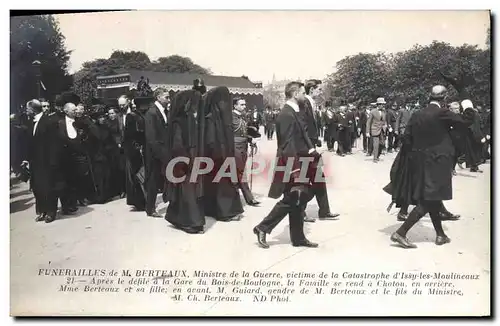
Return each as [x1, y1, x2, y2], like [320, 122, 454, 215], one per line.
[55, 10, 490, 84]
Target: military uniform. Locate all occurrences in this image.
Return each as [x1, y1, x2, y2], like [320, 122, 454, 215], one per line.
[233, 110, 258, 205]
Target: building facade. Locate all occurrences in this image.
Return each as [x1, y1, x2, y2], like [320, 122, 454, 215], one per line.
[96, 69, 264, 110]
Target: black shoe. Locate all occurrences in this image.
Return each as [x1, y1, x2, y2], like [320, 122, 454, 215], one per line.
[292, 239, 319, 248]
[397, 213, 408, 221]
[435, 235, 451, 246]
[35, 213, 46, 222]
[318, 212, 340, 220]
[147, 211, 162, 218]
[390, 232, 417, 249]
[304, 214, 316, 223]
[181, 226, 204, 234]
[247, 200, 261, 206]
[253, 227, 269, 249]
[119, 192, 126, 199]
[470, 168, 483, 173]
[440, 212, 460, 221]
[45, 214, 56, 223]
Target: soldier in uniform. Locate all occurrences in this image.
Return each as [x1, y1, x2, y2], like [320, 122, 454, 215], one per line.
[233, 97, 261, 206]
[264, 106, 276, 140]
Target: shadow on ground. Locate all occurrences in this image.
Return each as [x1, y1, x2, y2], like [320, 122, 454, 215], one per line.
[378, 221, 449, 244]
[10, 197, 35, 214]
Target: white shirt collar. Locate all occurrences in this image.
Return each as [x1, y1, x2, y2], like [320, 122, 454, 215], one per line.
[233, 109, 242, 116]
[430, 101, 441, 108]
[155, 101, 167, 123]
[65, 115, 75, 123]
[33, 112, 43, 122]
[155, 101, 166, 112]
[286, 100, 300, 113]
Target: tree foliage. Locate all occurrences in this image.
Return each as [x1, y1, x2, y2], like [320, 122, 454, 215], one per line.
[10, 15, 72, 112]
[325, 40, 491, 108]
[72, 51, 212, 106]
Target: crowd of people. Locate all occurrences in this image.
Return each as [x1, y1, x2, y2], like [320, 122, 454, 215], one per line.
[10, 75, 490, 249]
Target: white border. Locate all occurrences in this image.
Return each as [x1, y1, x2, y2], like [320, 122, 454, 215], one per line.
[3, 2, 497, 324]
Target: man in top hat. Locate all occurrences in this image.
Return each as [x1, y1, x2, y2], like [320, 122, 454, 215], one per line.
[366, 97, 387, 163]
[390, 85, 470, 249]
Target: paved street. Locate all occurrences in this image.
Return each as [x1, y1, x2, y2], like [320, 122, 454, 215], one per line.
[10, 134, 491, 316]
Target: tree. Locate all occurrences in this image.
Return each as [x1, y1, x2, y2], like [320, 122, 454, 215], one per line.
[10, 15, 72, 112]
[328, 52, 392, 104]
[324, 39, 491, 109]
[151, 55, 212, 74]
[72, 51, 212, 106]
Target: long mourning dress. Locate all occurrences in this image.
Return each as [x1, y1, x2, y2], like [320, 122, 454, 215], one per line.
[123, 111, 146, 210]
[164, 90, 206, 233]
[202, 87, 244, 220]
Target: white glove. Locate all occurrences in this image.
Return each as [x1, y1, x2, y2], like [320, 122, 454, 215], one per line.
[486, 135, 491, 140]
[389, 128, 393, 133]
[366, 133, 370, 138]
[481, 137, 486, 143]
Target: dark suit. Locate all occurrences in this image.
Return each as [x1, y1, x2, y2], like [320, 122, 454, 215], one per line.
[359, 110, 370, 151]
[144, 103, 169, 215]
[258, 104, 314, 243]
[386, 109, 398, 151]
[29, 113, 60, 216]
[302, 97, 319, 145]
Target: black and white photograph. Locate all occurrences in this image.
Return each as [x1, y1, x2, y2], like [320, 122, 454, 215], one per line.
[8, 9, 491, 316]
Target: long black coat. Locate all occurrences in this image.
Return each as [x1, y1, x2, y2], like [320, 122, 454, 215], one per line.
[144, 104, 169, 190]
[462, 108, 484, 167]
[404, 103, 470, 202]
[28, 113, 60, 213]
[301, 97, 319, 141]
[123, 111, 146, 208]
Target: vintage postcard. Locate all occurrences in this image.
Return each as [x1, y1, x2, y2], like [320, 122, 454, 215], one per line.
[9, 10, 491, 316]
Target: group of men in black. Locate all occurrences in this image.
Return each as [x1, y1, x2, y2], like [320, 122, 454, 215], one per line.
[10, 79, 267, 233]
[383, 74, 491, 248]
[11, 74, 490, 249]
[252, 75, 490, 249]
